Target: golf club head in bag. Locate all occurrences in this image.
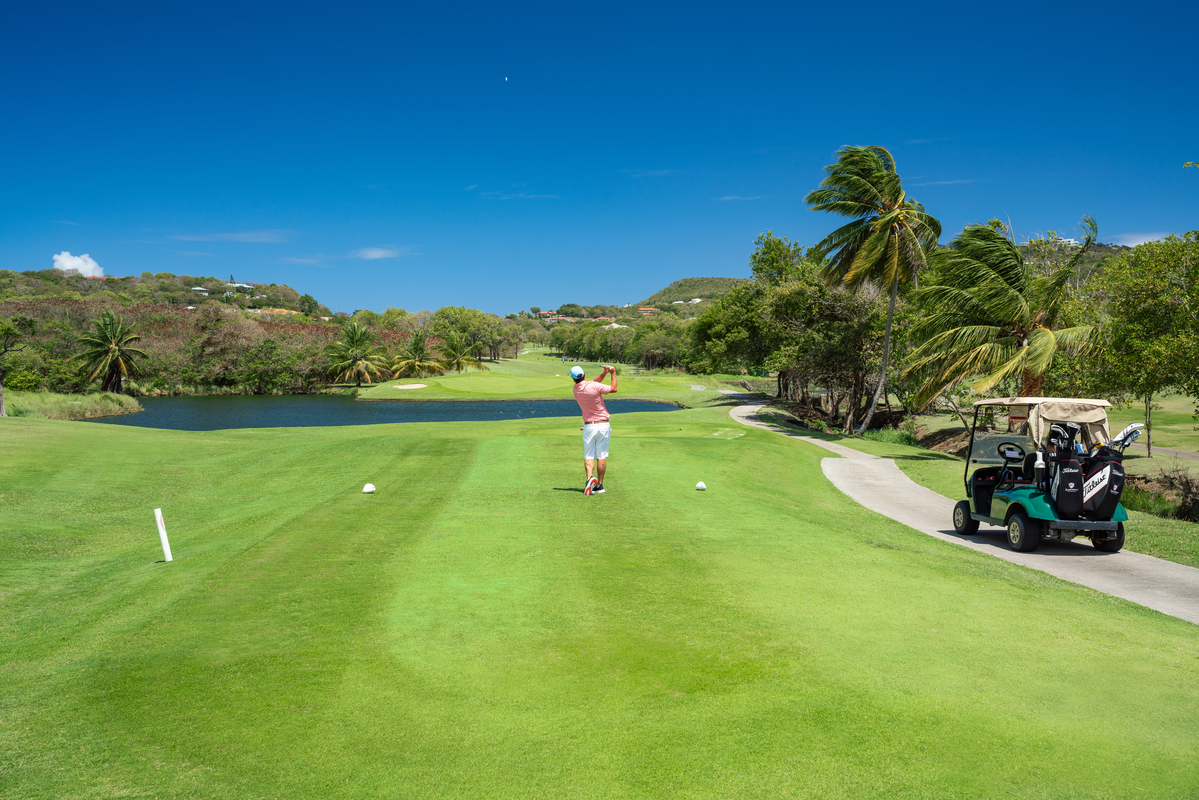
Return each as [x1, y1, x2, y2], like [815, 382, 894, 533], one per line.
[1108, 422, 1145, 453]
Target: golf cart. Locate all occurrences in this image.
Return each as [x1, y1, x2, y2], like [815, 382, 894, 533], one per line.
[952, 397, 1143, 553]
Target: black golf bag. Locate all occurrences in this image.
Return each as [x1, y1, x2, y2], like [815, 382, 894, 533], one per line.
[1080, 446, 1126, 521]
[1050, 424, 1083, 520]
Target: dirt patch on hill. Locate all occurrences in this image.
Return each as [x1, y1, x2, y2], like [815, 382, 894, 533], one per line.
[919, 425, 972, 457]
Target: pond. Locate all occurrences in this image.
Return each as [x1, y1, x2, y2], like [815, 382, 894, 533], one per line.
[88, 395, 679, 431]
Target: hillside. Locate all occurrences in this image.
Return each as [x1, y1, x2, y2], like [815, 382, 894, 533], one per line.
[0, 268, 325, 314]
[636, 276, 747, 308]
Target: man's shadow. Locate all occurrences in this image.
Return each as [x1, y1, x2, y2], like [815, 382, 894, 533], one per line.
[553, 488, 586, 493]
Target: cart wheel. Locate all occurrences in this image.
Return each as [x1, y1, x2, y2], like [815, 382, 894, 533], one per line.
[1006, 512, 1040, 552]
[953, 501, 979, 535]
[1092, 522, 1125, 553]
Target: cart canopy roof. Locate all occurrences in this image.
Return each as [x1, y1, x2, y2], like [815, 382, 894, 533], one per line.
[972, 397, 1112, 409]
[973, 397, 1112, 445]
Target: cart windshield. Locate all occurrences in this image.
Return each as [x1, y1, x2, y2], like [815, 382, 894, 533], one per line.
[968, 433, 1035, 465]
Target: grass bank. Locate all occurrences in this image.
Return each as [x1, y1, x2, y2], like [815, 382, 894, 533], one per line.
[1, 389, 142, 420]
[2, 409, 1198, 797]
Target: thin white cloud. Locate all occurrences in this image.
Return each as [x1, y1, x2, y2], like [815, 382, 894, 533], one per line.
[52, 251, 103, 277]
[53, 220, 79, 225]
[905, 137, 952, 145]
[1111, 232, 1171, 247]
[349, 247, 401, 260]
[169, 230, 293, 243]
[480, 191, 557, 200]
[912, 179, 975, 186]
[282, 256, 331, 266]
[463, 184, 478, 191]
[624, 169, 672, 178]
[171, 250, 215, 257]
[716, 195, 762, 201]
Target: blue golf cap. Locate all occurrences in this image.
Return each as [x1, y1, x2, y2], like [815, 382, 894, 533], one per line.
[570, 366, 585, 380]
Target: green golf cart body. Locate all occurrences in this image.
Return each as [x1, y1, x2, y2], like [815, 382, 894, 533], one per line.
[953, 397, 1128, 553]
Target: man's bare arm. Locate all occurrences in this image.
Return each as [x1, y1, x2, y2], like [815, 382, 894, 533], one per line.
[604, 365, 617, 393]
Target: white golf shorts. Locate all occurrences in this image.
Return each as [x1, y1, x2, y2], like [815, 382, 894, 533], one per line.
[582, 421, 611, 460]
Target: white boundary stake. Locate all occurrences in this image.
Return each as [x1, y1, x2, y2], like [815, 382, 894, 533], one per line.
[154, 508, 173, 562]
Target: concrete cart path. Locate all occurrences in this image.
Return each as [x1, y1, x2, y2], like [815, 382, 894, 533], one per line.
[1128, 442, 1199, 461]
[727, 397, 1199, 626]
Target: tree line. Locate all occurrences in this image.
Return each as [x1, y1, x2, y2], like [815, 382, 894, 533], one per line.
[0, 300, 541, 415]
[558, 146, 1199, 441]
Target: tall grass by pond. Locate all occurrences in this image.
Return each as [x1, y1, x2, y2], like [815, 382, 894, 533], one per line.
[123, 379, 340, 397]
[2, 390, 142, 420]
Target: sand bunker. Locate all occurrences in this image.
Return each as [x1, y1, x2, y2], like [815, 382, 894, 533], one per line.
[392, 383, 427, 389]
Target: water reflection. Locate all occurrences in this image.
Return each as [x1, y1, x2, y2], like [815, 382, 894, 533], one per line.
[89, 395, 678, 431]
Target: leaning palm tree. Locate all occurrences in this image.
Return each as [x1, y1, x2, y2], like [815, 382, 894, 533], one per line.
[805, 145, 941, 433]
[325, 321, 390, 388]
[390, 329, 446, 379]
[904, 218, 1098, 407]
[438, 333, 490, 374]
[75, 311, 148, 394]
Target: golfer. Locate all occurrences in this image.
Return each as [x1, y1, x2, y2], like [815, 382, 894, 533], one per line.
[570, 364, 617, 495]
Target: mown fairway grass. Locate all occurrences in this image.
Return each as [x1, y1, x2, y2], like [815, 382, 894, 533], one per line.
[3, 405, 1199, 798]
[358, 348, 727, 407]
[1108, 393, 1199, 455]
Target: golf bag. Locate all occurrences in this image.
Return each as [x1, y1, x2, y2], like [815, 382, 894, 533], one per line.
[1050, 424, 1083, 520]
[1081, 446, 1126, 521]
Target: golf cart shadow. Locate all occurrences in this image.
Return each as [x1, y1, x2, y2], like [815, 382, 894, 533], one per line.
[940, 527, 1122, 557]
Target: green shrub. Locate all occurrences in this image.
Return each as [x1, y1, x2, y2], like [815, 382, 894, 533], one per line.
[862, 428, 926, 448]
[1159, 466, 1199, 523]
[5, 368, 42, 391]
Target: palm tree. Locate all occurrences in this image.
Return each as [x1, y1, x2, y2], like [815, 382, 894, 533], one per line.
[75, 311, 148, 394]
[390, 329, 446, 379]
[805, 146, 941, 434]
[438, 333, 489, 374]
[325, 321, 390, 388]
[903, 219, 1098, 407]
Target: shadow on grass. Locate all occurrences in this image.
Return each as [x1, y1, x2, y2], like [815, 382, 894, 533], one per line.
[552, 487, 586, 493]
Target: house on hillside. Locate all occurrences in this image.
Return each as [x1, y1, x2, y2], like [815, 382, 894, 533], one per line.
[191, 286, 209, 295]
[687, 298, 704, 304]
[638, 307, 659, 315]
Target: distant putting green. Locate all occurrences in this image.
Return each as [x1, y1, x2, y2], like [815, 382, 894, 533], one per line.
[3, 408, 1199, 798]
[358, 348, 727, 407]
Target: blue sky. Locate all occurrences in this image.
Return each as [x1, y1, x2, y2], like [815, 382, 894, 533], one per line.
[2, 1, 1196, 315]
